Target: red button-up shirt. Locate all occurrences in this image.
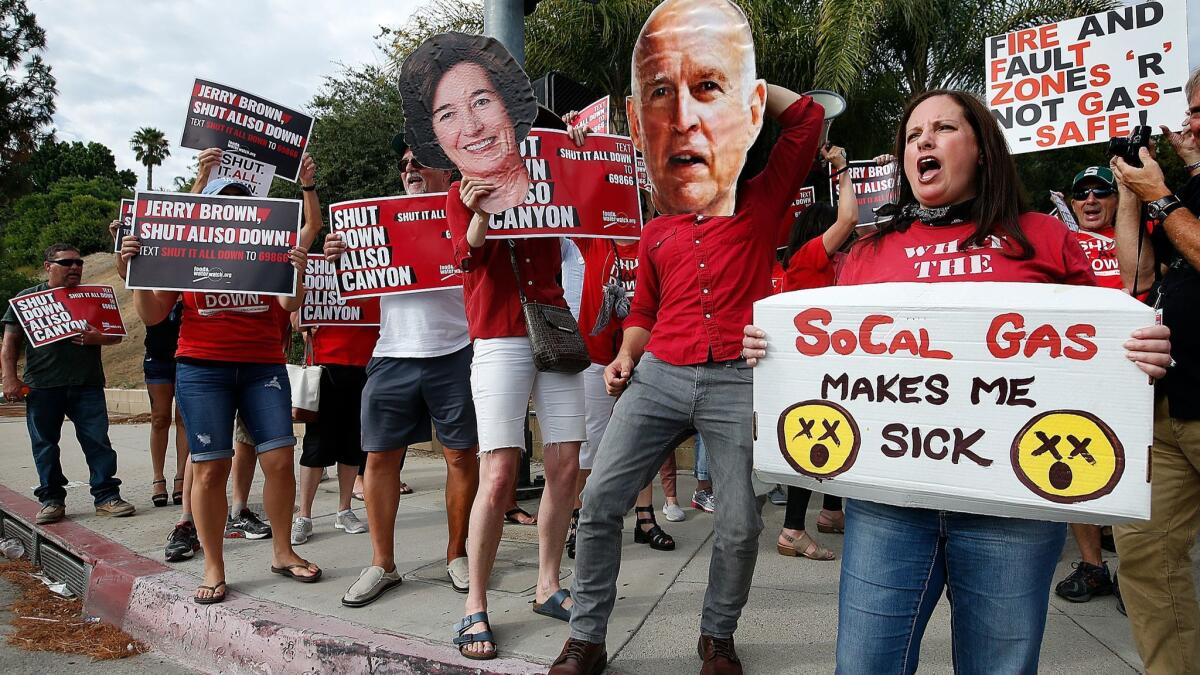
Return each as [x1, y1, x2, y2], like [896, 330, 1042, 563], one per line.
[447, 182, 568, 340]
[625, 97, 824, 366]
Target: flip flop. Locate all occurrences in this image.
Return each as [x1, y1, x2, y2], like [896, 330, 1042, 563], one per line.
[533, 588, 572, 622]
[193, 580, 227, 605]
[271, 562, 323, 583]
[504, 507, 537, 525]
[399, 482, 414, 495]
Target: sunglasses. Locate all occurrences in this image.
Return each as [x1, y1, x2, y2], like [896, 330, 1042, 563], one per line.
[48, 258, 84, 268]
[401, 155, 426, 171]
[1071, 187, 1115, 200]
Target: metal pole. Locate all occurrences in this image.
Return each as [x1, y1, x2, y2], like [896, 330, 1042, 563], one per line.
[483, 0, 525, 66]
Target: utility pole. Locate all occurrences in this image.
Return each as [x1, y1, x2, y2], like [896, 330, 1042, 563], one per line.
[483, 0, 525, 65]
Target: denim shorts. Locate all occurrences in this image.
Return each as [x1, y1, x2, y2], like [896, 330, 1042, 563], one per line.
[175, 360, 296, 462]
[143, 355, 176, 385]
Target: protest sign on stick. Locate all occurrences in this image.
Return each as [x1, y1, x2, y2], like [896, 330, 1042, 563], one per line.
[829, 160, 897, 227]
[577, 96, 610, 133]
[299, 257, 381, 327]
[180, 78, 314, 181]
[487, 129, 642, 240]
[112, 199, 135, 253]
[328, 193, 462, 299]
[753, 282, 1154, 522]
[8, 285, 126, 348]
[986, 0, 1190, 154]
[126, 191, 300, 296]
[211, 152, 276, 197]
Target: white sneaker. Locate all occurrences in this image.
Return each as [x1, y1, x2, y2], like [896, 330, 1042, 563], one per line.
[335, 509, 368, 534]
[290, 516, 312, 545]
[662, 502, 686, 522]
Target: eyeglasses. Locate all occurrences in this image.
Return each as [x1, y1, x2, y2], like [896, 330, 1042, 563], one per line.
[1072, 187, 1115, 200]
[401, 155, 425, 171]
[48, 258, 84, 268]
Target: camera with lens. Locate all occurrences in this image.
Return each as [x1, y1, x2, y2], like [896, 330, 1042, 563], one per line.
[1107, 125, 1153, 167]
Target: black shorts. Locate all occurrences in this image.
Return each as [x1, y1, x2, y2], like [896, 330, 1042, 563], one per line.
[360, 345, 478, 452]
[301, 364, 368, 468]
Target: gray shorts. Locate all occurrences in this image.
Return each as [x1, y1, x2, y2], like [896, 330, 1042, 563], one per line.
[361, 346, 478, 451]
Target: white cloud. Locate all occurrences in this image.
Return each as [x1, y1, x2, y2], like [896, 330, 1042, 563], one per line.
[31, 0, 429, 190]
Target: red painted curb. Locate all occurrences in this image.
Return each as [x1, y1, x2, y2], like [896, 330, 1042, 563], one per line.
[0, 483, 166, 626]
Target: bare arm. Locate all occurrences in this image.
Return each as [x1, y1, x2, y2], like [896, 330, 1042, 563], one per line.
[109, 219, 129, 280]
[191, 148, 222, 194]
[277, 247, 307, 313]
[765, 83, 802, 120]
[821, 145, 859, 256]
[1112, 149, 1200, 270]
[120, 235, 180, 324]
[297, 155, 322, 250]
[1113, 181, 1155, 294]
[2, 327, 24, 400]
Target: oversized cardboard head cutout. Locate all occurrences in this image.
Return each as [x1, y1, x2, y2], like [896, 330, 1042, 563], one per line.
[627, 0, 766, 216]
[399, 32, 538, 213]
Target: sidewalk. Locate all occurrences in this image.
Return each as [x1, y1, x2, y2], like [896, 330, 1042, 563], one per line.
[0, 414, 1179, 673]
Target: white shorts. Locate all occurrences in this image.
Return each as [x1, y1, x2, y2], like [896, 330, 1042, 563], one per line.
[579, 362, 615, 470]
[471, 337, 586, 453]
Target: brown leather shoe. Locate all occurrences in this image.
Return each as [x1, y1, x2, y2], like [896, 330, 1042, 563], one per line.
[548, 638, 607, 674]
[698, 635, 742, 675]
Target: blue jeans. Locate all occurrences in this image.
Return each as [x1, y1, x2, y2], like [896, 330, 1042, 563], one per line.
[572, 353, 762, 642]
[694, 434, 710, 482]
[836, 499, 1066, 674]
[174, 361, 296, 462]
[25, 386, 122, 506]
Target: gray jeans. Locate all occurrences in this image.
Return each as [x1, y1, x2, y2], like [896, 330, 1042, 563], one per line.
[570, 353, 763, 642]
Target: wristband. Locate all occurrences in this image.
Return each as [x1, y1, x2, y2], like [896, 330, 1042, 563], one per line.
[829, 165, 851, 179]
[301, 184, 316, 192]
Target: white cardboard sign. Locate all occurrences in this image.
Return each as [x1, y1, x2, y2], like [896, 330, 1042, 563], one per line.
[752, 282, 1154, 522]
[213, 152, 276, 197]
[986, 0, 1190, 154]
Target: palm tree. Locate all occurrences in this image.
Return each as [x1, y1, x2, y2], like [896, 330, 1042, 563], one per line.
[129, 127, 170, 190]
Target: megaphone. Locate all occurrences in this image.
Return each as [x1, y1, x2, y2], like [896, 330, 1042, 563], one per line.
[803, 89, 847, 148]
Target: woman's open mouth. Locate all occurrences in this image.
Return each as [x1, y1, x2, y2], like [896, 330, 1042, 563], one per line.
[916, 156, 941, 184]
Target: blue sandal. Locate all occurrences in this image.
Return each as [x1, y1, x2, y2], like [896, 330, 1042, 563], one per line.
[453, 611, 497, 661]
[533, 588, 572, 622]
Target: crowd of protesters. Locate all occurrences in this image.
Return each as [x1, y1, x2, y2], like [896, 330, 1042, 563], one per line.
[2, 0, 1198, 672]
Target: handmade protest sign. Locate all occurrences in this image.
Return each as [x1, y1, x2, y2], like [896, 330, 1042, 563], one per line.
[578, 96, 610, 133]
[328, 193, 461, 299]
[986, 0, 1190, 154]
[8, 285, 126, 348]
[126, 191, 300, 296]
[399, 32, 538, 213]
[298, 257, 381, 327]
[829, 160, 897, 226]
[112, 199, 135, 253]
[485, 129, 642, 239]
[181, 78, 314, 181]
[752, 282, 1154, 521]
[212, 152, 275, 197]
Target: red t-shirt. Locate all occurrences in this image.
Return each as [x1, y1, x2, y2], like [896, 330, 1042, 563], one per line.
[625, 97, 824, 365]
[576, 238, 639, 365]
[446, 183, 568, 340]
[770, 260, 785, 295]
[1074, 226, 1123, 290]
[310, 325, 378, 368]
[176, 292, 291, 363]
[838, 212, 1097, 287]
[783, 237, 835, 291]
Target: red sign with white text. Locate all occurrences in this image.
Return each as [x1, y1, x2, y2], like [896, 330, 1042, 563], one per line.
[578, 96, 610, 134]
[7, 285, 127, 348]
[489, 130, 642, 240]
[328, 194, 462, 299]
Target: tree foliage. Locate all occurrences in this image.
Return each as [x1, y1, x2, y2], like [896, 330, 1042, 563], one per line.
[0, 0, 56, 200]
[129, 126, 170, 190]
[20, 139, 137, 192]
[3, 176, 125, 263]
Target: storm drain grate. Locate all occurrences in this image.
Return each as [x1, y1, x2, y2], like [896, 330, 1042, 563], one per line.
[0, 509, 90, 598]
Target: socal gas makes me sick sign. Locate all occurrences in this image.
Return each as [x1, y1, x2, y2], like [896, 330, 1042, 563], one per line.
[752, 283, 1154, 522]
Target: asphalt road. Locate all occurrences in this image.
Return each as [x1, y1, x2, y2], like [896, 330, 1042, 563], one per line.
[0, 575, 197, 675]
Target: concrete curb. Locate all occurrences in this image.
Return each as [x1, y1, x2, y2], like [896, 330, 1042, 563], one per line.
[0, 485, 547, 674]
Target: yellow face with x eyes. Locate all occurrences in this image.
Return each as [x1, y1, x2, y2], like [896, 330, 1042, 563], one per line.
[1010, 410, 1124, 503]
[777, 400, 860, 479]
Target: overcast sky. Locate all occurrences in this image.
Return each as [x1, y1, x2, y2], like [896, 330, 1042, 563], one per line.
[33, 0, 425, 190]
[28, 1, 1200, 191]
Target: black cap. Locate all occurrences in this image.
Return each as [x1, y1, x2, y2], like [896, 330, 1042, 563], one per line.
[391, 133, 409, 156]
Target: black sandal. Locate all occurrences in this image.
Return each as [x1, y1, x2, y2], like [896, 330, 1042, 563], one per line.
[633, 506, 675, 551]
[193, 580, 226, 605]
[453, 611, 497, 660]
[566, 508, 579, 559]
[172, 476, 184, 505]
[504, 507, 537, 525]
[151, 479, 168, 507]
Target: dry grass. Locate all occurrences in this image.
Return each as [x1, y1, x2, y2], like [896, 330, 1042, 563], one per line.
[0, 559, 147, 660]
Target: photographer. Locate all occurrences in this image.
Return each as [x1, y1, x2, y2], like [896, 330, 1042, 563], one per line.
[1109, 67, 1200, 674]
